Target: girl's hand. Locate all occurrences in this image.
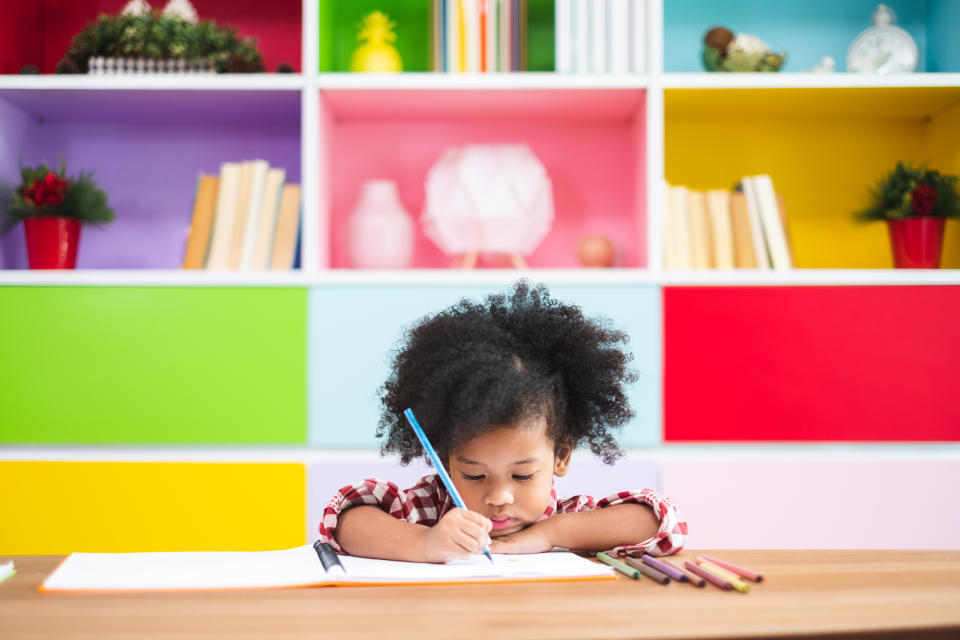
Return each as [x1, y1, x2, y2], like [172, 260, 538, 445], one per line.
[421, 508, 492, 563]
[488, 521, 554, 555]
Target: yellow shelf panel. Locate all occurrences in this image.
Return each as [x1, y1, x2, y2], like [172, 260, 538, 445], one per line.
[0, 462, 306, 554]
[665, 88, 960, 269]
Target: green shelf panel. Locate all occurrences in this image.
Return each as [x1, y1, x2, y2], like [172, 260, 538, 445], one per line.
[317, 0, 555, 72]
[0, 287, 307, 444]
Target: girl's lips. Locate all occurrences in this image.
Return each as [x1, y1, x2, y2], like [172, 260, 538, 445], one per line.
[490, 517, 517, 531]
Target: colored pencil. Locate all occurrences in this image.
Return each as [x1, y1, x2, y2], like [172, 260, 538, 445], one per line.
[660, 558, 706, 587]
[403, 408, 494, 564]
[623, 557, 669, 584]
[641, 555, 687, 582]
[699, 554, 764, 582]
[596, 552, 642, 580]
[696, 560, 751, 593]
[685, 560, 732, 590]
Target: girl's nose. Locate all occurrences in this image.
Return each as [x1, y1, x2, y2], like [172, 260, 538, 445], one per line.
[485, 484, 514, 506]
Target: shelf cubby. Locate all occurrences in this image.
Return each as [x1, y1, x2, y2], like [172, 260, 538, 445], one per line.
[318, 86, 648, 269]
[0, 0, 303, 75]
[0, 88, 301, 269]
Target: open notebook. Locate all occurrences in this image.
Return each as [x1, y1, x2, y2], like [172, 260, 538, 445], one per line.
[41, 544, 615, 591]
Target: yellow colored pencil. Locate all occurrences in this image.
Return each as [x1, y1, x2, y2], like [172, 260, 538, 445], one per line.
[697, 560, 750, 593]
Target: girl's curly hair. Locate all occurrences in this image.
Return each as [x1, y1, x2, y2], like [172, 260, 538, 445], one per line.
[377, 280, 637, 465]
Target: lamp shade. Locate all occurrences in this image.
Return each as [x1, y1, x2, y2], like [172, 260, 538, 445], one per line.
[421, 144, 554, 256]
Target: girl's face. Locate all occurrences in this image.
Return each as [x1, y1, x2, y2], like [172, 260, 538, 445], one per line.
[448, 416, 571, 537]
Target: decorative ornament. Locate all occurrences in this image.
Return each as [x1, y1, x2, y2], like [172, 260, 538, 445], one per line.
[702, 26, 785, 72]
[847, 4, 917, 74]
[347, 180, 415, 268]
[162, 0, 199, 24]
[421, 145, 554, 269]
[577, 234, 617, 268]
[811, 56, 836, 73]
[350, 11, 403, 73]
[120, 0, 151, 17]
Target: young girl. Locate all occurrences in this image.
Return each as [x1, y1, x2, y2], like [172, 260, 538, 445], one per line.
[318, 281, 686, 563]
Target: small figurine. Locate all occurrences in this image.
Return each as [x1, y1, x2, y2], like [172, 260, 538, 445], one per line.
[350, 11, 403, 73]
[577, 234, 616, 268]
[702, 26, 786, 72]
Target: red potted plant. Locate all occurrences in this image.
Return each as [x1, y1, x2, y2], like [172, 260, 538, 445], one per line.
[2, 159, 115, 269]
[854, 162, 960, 268]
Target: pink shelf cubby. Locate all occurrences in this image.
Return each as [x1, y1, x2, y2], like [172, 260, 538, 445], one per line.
[318, 88, 648, 270]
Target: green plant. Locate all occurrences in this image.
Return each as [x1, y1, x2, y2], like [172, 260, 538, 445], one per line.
[2, 159, 116, 234]
[854, 162, 960, 222]
[60, 11, 264, 73]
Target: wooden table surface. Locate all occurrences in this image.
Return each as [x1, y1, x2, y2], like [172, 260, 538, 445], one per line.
[1, 550, 959, 639]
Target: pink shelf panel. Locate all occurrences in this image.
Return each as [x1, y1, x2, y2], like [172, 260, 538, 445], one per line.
[319, 88, 648, 269]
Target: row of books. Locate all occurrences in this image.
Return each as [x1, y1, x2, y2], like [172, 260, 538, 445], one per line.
[431, 0, 528, 72]
[664, 175, 794, 271]
[182, 160, 302, 271]
[555, 0, 647, 74]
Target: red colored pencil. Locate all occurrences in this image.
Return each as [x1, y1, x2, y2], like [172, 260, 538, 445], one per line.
[699, 554, 764, 582]
[685, 561, 732, 590]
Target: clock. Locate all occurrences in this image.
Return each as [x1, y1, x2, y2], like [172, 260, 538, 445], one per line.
[847, 4, 918, 74]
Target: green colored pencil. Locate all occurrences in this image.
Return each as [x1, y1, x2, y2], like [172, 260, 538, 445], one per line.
[596, 552, 642, 580]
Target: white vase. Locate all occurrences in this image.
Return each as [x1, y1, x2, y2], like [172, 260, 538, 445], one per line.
[347, 180, 415, 268]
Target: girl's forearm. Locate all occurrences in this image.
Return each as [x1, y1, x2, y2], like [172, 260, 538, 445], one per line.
[541, 503, 660, 551]
[334, 505, 430, 562]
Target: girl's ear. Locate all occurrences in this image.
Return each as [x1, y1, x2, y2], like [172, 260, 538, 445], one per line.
[554, 441, 573, 477]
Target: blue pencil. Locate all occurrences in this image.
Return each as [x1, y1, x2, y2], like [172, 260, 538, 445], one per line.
[403, 408, 494, 564]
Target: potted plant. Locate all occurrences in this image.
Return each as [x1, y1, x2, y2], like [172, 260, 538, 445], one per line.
[854, 162, 960, 268]
[2, 159, 116, 269]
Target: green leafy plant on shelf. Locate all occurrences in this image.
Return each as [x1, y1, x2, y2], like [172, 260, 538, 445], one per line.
[2, 159, 116, 235]
[854, 162, 960, 222]
[56, 11, 265, 73]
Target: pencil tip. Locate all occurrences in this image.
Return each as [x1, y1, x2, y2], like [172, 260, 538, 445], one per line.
[485, 551, 494, 564]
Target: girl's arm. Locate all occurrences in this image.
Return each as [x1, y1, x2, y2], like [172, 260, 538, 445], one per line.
[335, 505, 492, 563]
[489, 503, 659, 554]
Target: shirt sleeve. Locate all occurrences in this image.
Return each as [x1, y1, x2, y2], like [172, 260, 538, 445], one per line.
[556, 488, 688, 557]
[316, 476, 448, 552]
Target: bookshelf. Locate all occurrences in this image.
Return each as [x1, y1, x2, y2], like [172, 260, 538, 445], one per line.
[0, 6, 957, 452]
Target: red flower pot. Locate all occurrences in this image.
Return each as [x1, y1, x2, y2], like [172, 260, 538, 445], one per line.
[886, 217, 945, 269]
[23, 216, 82, 269]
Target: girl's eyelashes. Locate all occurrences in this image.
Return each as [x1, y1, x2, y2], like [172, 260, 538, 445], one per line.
[462, 474, 485, 481]
[512, 473, 534, 481]
[459, 473, 535, 481]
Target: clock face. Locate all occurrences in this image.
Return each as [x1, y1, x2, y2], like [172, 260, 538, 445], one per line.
[847, 26, 918, 74]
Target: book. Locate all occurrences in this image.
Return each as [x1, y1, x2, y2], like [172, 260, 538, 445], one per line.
[574, 0, 589, 73]
[740, 176, 770, 269]
[554, 0, 572, 73]
[237, 160, 270, 271]
[250, 168, 286, 271]
[181, 174, 219, 270]
[499, 0, 511, 71]
[666, 184, 691, 270]
[589, 0, 606, 74]
[227, 160, 256, 270]
[777, 193, 796, 267]
[729, 191, 758, 269]
[751, 174, 791, 271]
[630, 0, 646, 73]
[608, 0, 629, 74]
[270, 183, 302, 270]
[686, 189, 713, 269]
[706, 189, 735, 269]
[463, 0, 480, 72]
[40, 546, 615, 591]
[205, 161, 242, 270]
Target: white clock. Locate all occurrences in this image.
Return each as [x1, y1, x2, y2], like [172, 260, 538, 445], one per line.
[847, 4, 918, 74]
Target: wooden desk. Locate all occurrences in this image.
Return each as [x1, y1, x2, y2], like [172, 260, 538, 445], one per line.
[1, 550, 958, 639]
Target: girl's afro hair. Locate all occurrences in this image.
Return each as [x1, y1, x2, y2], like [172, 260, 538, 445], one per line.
[376, 280, 637, 465]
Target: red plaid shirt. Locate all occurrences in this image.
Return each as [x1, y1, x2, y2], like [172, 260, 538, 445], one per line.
[318, 474, 687, 557]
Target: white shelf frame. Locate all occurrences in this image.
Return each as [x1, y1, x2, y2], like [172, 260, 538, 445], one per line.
[0, 0, 958, 286]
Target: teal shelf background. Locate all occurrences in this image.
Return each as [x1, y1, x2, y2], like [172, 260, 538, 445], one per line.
[308, 282, 662, 449]
[663, 0, 954, 73]
[0, 287, 307, 444]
